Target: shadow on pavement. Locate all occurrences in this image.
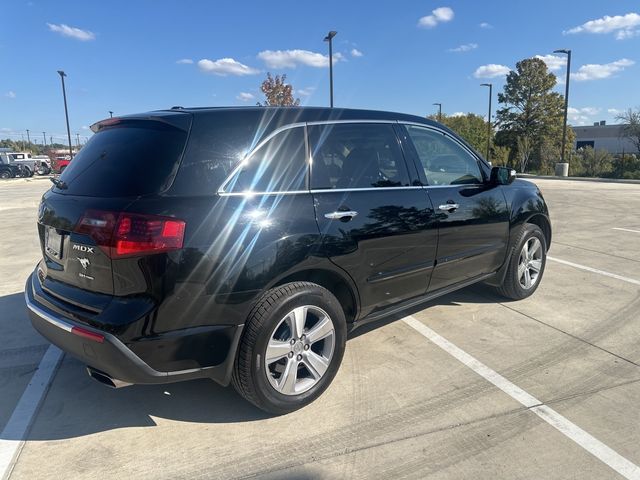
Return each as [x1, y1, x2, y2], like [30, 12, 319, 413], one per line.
[2, 282, 504, 441]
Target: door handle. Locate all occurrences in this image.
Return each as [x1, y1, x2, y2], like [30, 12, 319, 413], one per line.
[438, 203, 459, 211]
[324, 210, 358, 220]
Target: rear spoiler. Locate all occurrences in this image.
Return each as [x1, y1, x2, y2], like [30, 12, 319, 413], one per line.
[90, 112, 192, 134]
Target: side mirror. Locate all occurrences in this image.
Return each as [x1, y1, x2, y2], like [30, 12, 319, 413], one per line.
[490, 166, 516, 185]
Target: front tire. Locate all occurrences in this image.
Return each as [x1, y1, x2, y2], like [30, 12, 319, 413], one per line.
[232, 282, 347, 414]
[496, 223, 547, 300]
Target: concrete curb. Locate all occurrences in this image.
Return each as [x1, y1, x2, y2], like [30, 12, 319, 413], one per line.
[519, 174, 640, 185]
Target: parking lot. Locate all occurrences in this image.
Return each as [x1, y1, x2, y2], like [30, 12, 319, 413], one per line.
[1, 176, 639, 479]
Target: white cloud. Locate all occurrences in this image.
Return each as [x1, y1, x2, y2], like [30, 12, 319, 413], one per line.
[350, 48, 363, 58]
[47, 23, 95, 41]
[176, 58, 193, 64]
[197, 58, 259, 76]
[257, 49, 343, 68]
[296, 87, 316, 97]
[418, 7, 454, 28]
[534, 54, 567, 71]
[449, 43, 478, 53]
[607, 108, 622, 115]
[565, 12, 640, 40]
[473, 64, 510, 78]
[568, 107, 601, 125]
[81, 125, 89, 130]
[572, 58, 634, 81]
[451, 112, 465, 117]
[236, 92, 255, 102]
[4, 91, 16, 99]
[479, 22, 493, 29]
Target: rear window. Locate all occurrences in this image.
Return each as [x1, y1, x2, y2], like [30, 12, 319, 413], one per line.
[55, 120, 188, 197]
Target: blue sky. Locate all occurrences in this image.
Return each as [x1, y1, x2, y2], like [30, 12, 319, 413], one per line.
[1, 0, 639, 144]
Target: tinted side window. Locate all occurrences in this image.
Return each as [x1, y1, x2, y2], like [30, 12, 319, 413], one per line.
[405, 125, 483, 186]
[309, 123, 410, 189]
[225, 127, 307, 193]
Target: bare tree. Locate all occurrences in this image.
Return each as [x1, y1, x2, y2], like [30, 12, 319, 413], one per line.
[616, 108, 640, 154]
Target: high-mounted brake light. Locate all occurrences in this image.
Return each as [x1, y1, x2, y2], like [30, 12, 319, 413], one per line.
[75, 210, 185, 258]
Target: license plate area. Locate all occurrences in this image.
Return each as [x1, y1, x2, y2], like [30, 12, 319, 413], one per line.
[45, 227, 64, 259]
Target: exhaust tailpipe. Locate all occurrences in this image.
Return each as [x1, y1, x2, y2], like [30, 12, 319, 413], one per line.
[86, 367, 132, 389]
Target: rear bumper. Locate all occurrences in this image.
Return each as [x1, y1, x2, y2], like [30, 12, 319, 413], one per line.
[25, 273, 243, 386]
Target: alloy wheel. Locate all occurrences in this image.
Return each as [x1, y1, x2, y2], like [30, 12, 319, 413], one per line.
[518, 237, 543, 289]
[265, 305, 335, 396]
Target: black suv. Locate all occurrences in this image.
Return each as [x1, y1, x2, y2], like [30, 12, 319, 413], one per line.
[25, 107, 551, 413]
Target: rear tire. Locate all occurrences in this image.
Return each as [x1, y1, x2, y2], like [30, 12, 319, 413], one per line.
[0, 170, 10, 179]
[496, 223, 547, 300]
[232, 282, 347, 414]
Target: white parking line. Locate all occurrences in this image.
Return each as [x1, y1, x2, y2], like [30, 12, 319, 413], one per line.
[0, 345, 63, 480]
[613, 227, 640, 234]
[547, 256, 640, 286]
[402, 315, 640, 480]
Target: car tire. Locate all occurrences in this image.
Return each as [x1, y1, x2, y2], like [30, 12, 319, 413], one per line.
[232, 281, 347, 415]
[0, 170, 10, 179]
[496, 223, 547, 300]
[25, 167, 33, 177]
[59, 166, 66, 174]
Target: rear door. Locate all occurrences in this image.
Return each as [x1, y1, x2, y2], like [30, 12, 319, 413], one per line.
[401, 124, 509, 292]
[310, 122, 438, 318]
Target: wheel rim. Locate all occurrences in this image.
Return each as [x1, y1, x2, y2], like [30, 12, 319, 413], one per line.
[265, 305, 335, 396]
[518, 237, 543, 289]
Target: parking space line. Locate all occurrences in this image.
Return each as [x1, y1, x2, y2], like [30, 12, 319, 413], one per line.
[547, 256, 640, 287]
[402, 315, 640, 480]
[613, 227, 640, 234]
[0, 345, 63, 480]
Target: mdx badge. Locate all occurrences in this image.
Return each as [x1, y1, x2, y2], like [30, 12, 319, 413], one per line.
[73, 244, 95, 254]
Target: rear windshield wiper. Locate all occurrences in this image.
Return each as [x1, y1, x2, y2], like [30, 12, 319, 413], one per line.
[49, 177, 68, 190]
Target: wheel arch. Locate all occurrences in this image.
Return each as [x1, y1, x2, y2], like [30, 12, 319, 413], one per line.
[272, 268, 359, 324]
[525, 213, 552, 249]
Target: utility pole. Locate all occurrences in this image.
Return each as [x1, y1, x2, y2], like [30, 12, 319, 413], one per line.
[76, 133, 80, 147]
[26, 129, 31, 146]
[323, 31, 337, 108]
[57, 70, 74, 159]
[553, 49, 572, 164]
[480, 83, 493, 162]
[42, 131, 47, 146]
[433, 103, 442, 122]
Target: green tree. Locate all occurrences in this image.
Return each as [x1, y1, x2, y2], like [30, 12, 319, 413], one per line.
[495, 58, 570, 173]
[616, 108, 640, 155]
[427, 113, 492, 155]
[257, 73, 300, 107]
[573, 147, 613, 177]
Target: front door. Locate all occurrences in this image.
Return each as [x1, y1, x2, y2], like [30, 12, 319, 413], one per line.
[309, 122, 438, 318]
[401, 124, 509, 292]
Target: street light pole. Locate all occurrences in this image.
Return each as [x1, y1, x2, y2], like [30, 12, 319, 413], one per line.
[433, 103, 442, 122]
[323, 31, 337, 108]
[109, 111, 113, 118]
[480, 83, 493, 162]
[57, 70, 74, 159]
[553, 49, 572, 164]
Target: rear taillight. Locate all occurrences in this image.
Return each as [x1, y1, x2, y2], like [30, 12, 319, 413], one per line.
[75, 210, 185, 258]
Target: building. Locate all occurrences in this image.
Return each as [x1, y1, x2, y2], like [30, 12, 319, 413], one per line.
[572, 122, 637, 154]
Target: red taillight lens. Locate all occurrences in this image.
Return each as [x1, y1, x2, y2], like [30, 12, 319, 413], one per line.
[75, 210, 185, 258]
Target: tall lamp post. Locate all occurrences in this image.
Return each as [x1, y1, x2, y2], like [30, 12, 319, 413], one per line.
[553, 49, 572, 164]
[57, 70, 74, 159]
[433, 103, 442, 122]
[323, 31, 337, 108]
[109, 110, 113, 118]
[480, 83, 493, 162]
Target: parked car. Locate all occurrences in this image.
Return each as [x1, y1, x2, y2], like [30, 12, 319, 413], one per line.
[0, 151, 36, 177]
[25, 107, 551, 414]
[51, 155, 72, 174]
[0, 160, 22, 179]
[33, 155, 52, 175]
